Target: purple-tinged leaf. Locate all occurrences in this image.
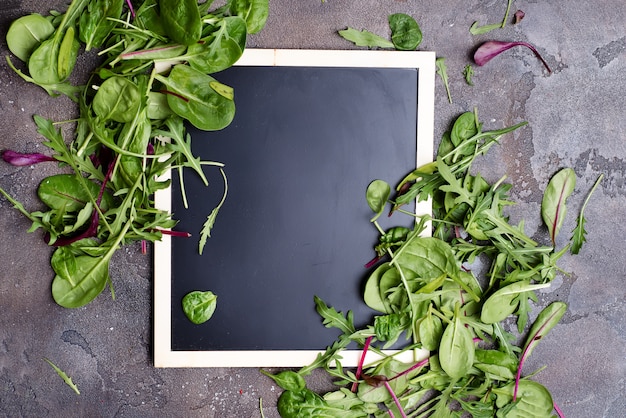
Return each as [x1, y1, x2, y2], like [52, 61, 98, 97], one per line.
[474, 40, 552, 73]
[2, 150, 55, 166]
[514, 10, 526, 24]
[541, 168, 576, 245]
[514, 302, 566, 400]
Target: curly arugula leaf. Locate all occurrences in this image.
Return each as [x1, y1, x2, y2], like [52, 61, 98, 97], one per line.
[43, 358, 80, 395]
[570, 174, 603, 254]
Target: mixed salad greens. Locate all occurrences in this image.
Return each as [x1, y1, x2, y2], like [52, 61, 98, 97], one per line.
[262, 108, 601, 417]
[1, 1, 602, 416]
[1, 0, 269, 310]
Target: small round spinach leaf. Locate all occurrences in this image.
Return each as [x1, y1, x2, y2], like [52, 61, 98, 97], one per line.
[92, 76, 141, 123]
[182, 291, 217, 324]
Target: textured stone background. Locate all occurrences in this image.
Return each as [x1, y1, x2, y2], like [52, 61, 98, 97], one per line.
[1, 0, 624, 417]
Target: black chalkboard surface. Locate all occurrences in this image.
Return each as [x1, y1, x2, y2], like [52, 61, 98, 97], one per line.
[154, 49, 435, 367]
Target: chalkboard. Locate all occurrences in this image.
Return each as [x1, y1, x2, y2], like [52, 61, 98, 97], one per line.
[154, 49, 435, 367]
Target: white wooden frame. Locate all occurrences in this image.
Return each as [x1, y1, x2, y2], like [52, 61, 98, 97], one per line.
[154, 49, 435, 368]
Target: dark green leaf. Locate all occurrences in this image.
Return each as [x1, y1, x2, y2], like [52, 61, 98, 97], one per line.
[388, 13, 422, 50]
[230, 0, 269, 34]
[92, 76, 141, 123]
[160, 0, 202, 45]
[182, 291, 218, 324]
[155, 65, 236, 131]
[186, 16, 247, 74]
[260, 370, 306, 392]
[78, 0, 124, 50]
[366, 179, 391, 221]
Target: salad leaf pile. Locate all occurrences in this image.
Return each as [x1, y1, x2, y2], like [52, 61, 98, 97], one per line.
[263, 109, 600, 417]
[1, 0, 269, 309]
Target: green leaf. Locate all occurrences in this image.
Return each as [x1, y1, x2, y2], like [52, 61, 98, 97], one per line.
[388, 13, 422, 51]
[463, 64, 475, 86]
[314, 296, 356, 337]
[338, 28, 394, 49]
[469, 21, 502, 35]
[92, 76, 141, 123]
[160, 0, 202, 45]
[480, 280, 550, 324]
[436, 57, 452, 104]
[185, 16, 247, 74]
[541, 168, 576, 245]
[363, 263, 392, 313]
[419, 310, 444, 351]
[366, 179, 391, 222]
[439, 307, 474, 379]
[51, 222, 131, 308]
[155, 65, 236, 131]
[182, 291, 218, 324]
[494, 380, 554, 417]
[260, 370, 306, 392]
[230, 0, 269, 34]
[43, 358, 80, 395]
[78, 0, 124, 50]
[521, 301, 566, 362]
[6, 14, 55, 62]
[570, 173, 603, 254]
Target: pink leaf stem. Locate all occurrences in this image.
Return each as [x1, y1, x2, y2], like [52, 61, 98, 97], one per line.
[388, 357, 429, 382]
[383, 381, 408, 418]
[554, 402, 566, 418]
[125, 0, 136, 19]
[351, 336, 373, 392]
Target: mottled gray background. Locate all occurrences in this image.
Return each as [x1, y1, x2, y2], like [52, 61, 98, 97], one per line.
[1, 1, 624, 417]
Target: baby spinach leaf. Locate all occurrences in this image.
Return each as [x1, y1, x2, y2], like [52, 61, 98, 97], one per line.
[450, 111, 478, 146]
[43, 358, 80, 395]
[78, 0, 124, 50]
[363, 263, 392, 313]
[182, 291, 218, 324]
[260, 370, 306, 392]
[38, 174, 113, 212]
[388, 13, 422, 51]
[419, 310, 444, 351]
[185, 16, 247, 74]
[155, 65, 236, 131]
[366, 179, 391, 222]
[230, 0, 269, 34]
[160, 0, 202, 46]
[570, 173, 603, 254]
[480, 280, 550, 324]
[52, 221, 131, 308]
[6, 14, 55, 62]
[439, 307, 474, 379]
[92, 76, 141, 123]
[494, 380, 554, 417]
[541, 168, 576, 245]
[338, 28, 394, 49]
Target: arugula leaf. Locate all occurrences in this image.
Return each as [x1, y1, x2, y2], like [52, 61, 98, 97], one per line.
[43, 358, 80, 394]
[570, 173, 603, 254]
[338, 27, 394, 49]
[435, 57, 452, 104]
[463, 64, 475, 86]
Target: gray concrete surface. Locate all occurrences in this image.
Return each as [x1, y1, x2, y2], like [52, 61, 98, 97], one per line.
[1, 0, 625, 416]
